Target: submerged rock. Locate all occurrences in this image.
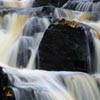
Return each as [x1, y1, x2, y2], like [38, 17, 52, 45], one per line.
[38, 19, 95, 73]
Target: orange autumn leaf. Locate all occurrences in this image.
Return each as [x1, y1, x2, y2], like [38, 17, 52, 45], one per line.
[5, 91, 12, 97]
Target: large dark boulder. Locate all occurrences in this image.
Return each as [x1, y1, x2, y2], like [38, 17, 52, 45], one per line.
[37, 19, 95, 73]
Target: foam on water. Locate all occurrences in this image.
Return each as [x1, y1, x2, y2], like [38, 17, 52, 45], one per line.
[1, 65, 99, 100]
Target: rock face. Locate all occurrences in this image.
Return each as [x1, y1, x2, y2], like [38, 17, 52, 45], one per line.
[0, 67, 15, 100]
[38, 19, 95, 73]
[33, 0, 67, 7]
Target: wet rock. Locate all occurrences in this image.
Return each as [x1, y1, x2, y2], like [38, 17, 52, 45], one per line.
[0, 67, 15, 100]
[38, 19, 95, 73]
[33, 0, 67, 7]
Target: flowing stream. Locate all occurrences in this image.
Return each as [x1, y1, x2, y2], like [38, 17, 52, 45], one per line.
[0, 0, 100, 100]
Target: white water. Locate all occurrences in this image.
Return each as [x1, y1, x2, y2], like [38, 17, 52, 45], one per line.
[1, 65, 100, 100]
[24, 17, 50, 69]
[54, 8, 75, 20]
[1, 0, 35, 7]
[93, 36, 100, 72]
[0, 13, 27, 64]
[5, 16, 50, 68]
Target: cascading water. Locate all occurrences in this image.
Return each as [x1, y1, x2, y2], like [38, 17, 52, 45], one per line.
[0, 65, 100, 100]
[62, 0, 100, 12]
[0, 0, 35, 7]
[77, 13, 100, 73]
[54, 8, 75, 20]
[0, 0, 100, 100]
[0, 13, 27, 64]
[3, 16, 50, 69]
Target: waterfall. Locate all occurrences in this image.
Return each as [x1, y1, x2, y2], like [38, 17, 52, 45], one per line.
[0, 0, 100, 100]
[0, 65, 99, 100]
[4, 16, 50, 69]
[54, 8, 75, 20]
[93, 35, 100, 72]
[1, 0, 35, 7]
[7, 36, 34, 68]
[77, 12, 100, 73]
[25, 17, 50, 69]
[0, 13, 27, 64]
